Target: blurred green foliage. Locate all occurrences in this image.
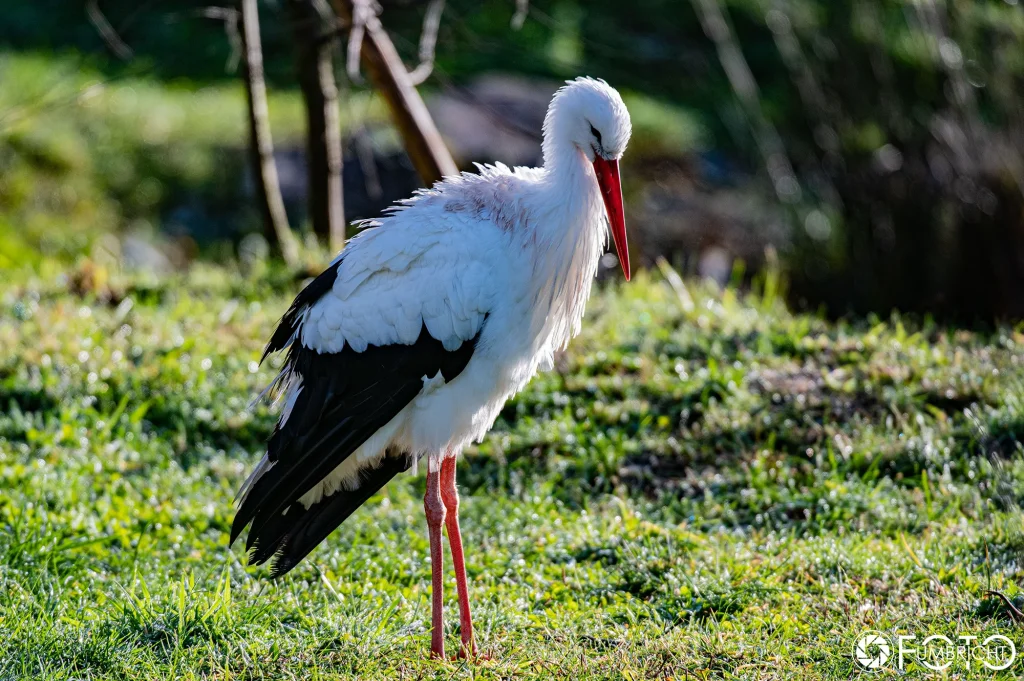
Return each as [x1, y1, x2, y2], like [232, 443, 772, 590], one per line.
[0, 53, 391, 267]
[3, 0, 1024, 317]
[0, 46, 700, 271]
[6, 1, 1020, 141]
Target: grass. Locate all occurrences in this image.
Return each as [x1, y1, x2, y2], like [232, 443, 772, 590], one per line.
[2, 262, 1024, 679]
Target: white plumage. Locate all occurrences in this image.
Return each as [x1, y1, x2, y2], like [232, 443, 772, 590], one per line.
[263, 78, 629, 497]
[232, 76, 632, 659]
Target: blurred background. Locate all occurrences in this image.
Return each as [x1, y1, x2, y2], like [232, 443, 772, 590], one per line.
[1, 0, 1022, 320]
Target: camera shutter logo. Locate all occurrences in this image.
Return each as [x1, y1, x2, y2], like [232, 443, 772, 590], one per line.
[855, 631, 891, 670]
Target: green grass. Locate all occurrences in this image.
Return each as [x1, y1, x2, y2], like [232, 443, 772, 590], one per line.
[2, 264, 1024, 679]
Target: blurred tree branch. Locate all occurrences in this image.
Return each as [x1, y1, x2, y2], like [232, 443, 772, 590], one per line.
[86, 0, 133, 60]
[196, 7, 243, 72]
[331, 0, 457, 186]
[510, 0, 529, 30]
[288, 0, 346, 253]
[407, 0, 444, 86]
[239, 0, 300, 267]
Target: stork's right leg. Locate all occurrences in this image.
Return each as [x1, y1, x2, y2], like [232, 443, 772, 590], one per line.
[424, 465, 446, 659]
[440, 455, 477, 658]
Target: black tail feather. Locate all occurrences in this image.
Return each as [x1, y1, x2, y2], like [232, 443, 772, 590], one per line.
[234, 325, 478, 546]
[236, 266, 485, 576]
[244, 453, 413, 577]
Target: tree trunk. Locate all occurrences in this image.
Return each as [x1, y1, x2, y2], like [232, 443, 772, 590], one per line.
[330, 0, 457, 187]
[240, 0, 300, 266]
[288, 0, 346, 253]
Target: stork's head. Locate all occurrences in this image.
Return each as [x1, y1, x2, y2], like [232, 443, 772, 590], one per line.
[543, 77, 633, 280]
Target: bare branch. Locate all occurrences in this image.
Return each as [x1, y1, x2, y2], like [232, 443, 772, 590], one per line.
[407, 0, 445, 86]
[288, 0, 346, 252]
[86, 0, 133, 61]
[986, 590, 1024, 624]
[331, 0, 458, 184]
[311, 0, 334, 18]
[345, 0, 380, 84]
[239, 0, 300, 266]
[510, 0, 529, 30]
[197, 7, 243, 72]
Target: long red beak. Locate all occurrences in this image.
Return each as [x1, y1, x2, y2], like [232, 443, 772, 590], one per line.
[592, 156, 630, 281]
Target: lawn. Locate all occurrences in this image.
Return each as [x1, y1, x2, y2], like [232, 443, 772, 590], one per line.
[2, 263, 1024, 679]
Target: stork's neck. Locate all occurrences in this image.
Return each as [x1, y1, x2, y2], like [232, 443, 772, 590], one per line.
[514, 139, 606, 354]
[541, 109, 584, 177]
[531, 141, 603, 253]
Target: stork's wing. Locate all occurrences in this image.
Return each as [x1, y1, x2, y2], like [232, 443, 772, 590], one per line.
[301, 220, 495, 354]
[231, 223, 497, 574]
[235, 325, 480, 574]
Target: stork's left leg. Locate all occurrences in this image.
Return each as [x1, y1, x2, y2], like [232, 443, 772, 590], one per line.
[424, 464, 446, 659]
[440, 455, 477, 658]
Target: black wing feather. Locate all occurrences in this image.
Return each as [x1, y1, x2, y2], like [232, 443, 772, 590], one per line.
[262, 258, 344, 362]
[233, 326, 478, 543]
[233, 275, 481, 575]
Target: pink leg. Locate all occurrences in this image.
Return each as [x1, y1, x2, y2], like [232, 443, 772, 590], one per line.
[424, 465, 446, 659]
[441, 456, 477, 658]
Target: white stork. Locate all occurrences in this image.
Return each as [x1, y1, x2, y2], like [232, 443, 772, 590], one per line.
[231, 77, 632, 659]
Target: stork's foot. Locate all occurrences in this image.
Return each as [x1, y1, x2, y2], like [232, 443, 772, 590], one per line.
[428, 648, 488, 662]
[450, 638, 475, 661]
[450, 646, 490, 661]
[454, 629, 484, 660]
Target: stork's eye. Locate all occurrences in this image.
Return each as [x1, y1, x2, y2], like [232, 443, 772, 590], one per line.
[590, 124, 602, 145]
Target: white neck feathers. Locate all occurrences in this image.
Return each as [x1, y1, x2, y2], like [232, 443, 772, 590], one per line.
[517, 151, 606, 355]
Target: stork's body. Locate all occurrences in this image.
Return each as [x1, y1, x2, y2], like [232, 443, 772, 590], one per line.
[231, 77, 632, 659]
